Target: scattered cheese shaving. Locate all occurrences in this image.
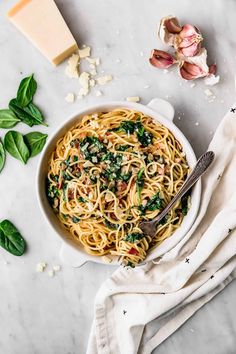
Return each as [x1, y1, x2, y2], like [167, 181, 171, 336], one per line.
[89, 79, 95, 87]
[204, 89, 213, 97]
[204, 74, 220, 86]
[95, 90, 102, 97]
[36, 262, 47, 272]
[97, 75, 113, 85]
[126, 96, 140, 103]
[48, 270, 54, 277]
[53, 265, 61, 272]
[79, 72, 90, 88]
[90, 69, 97, 76]
[190, 83, 196, 88]
[86, 57, 100, 65]
[65, 54, 80, 78]
[65, 93, 75, 103]
[78, 46, 91, 58]
[102, 255, 112, 264]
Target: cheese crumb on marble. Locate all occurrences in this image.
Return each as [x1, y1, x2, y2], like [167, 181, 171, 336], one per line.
[190, 83, 196, 88]
[102, 255, 112, 264]
[144, 85, 150, 89]
[48, 270, 54, 277]
[65, 93, 75, 103]
[36, 262, 47, 272]
[95, 90, 103, 97]
[126, 96, 140, 103]
[89, 79, 95, 87]
[86, 57, 100, 66]
[204, 89, 213, 97]
[90, 69, 97, 76]
[65, 54, 80, 78]
[96, 75, 113, 85]
[78, 46, 91, 58]
[53, 265, 61, 272]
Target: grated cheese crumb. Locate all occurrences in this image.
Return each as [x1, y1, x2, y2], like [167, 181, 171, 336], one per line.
[97, 75, 113, 85]
[36, 262, 47, 272]
[90, 69, 97, 76]
[86, 57, 100, 66]
[204, 89, 213, 97]
[102, 255, 112, 263]
[53, 265, 61, 272]
[126, 96, 140, 103]
[78, 46, 91, 58]
[65, 54, 80, 78]
[65, 93, 75, 103]
[48, 270, 54, 278]
[95, 90, 103, 97]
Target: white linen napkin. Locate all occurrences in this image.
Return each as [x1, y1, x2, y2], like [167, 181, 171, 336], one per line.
[86, 104, 236, 354]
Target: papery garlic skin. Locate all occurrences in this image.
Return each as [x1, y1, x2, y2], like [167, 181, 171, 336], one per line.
[158, 15, 180, 46]
[149, 49, 176, 69]
[182, 48, 209, 75]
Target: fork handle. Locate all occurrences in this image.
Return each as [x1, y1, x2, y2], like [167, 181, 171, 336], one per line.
[152, 151, 215, 226]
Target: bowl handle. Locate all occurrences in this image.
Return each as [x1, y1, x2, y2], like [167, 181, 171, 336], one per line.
[147, 98, 175, 122]
[59, 242, 88, 268]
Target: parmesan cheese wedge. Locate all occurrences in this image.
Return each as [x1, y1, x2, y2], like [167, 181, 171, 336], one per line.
[7, 0, 78, 65]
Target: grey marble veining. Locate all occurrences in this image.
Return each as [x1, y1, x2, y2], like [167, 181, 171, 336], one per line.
[0, 0, 236, 353]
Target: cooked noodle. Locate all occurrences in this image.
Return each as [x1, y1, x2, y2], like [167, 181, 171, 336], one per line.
[47, 109, 190, 266]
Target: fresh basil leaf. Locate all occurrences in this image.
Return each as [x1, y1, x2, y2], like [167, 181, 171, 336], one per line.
[0, 139, 6, 173]
[0, 109, 20, 128]
[4, 130, 30, 164]
[9, 99, 48, 127]
[0, 220, 26, 256]
[16, 74, 37, 107]
[24, 132, 48, 157]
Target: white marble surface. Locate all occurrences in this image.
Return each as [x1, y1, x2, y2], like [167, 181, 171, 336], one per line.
[0, 0, 236, 353]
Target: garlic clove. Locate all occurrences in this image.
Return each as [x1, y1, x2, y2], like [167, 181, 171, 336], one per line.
[208, 64, 217, 75]
[182, 48, 209, 74]
[149, 49, 175, 69]
[165, 17, 182, 33]
[179, 24, 202, 39]
[179, 42, 201, 57]
[180, 62, 204, 80]
[158, 15, 179, 45]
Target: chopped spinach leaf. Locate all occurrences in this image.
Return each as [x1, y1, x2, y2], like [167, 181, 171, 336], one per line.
[125, 232, 145, 243]
[72, 216, 80, 224]
[78, 196, 86, 203]
[117, 145, 130, 151]
[104, 219, 119, 230]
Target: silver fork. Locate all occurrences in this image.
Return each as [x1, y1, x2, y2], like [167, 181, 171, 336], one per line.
[139, 151, 215, 237]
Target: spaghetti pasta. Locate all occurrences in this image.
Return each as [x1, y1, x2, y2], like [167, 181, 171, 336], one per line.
[47, 109, 190, 266]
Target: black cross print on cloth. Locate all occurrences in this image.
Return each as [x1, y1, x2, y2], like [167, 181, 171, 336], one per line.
[228, 229, 232, 234]
[160, 292, 166, 295]
[230, 108, 236, 113]
[185, 258, 190, 263]
[217, 174, 221, 180]
[210, 275, 214, 279]
[201, 269, 207, 273]
[123, 310, 127, 315]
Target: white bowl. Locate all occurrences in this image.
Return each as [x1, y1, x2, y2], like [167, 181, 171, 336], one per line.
[36, 98, 201, 267]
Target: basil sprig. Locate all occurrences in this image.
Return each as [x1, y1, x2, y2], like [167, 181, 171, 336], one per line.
[16, 74, 37, 107]
[4, 131, 30, 164]
[24, 132, 48, 157]
[0, 74, 48, 173]
[0, 139, 6, 173]
[0, 220, 26, 256]
[0, 109, 20, 128]
[9, 99, 47, 127]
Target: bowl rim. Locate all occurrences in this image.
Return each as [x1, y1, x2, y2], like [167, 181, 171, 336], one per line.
[36, 100, 201, 265]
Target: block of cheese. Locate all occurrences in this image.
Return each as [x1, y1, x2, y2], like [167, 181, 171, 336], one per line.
[7, 0, 78, 65]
